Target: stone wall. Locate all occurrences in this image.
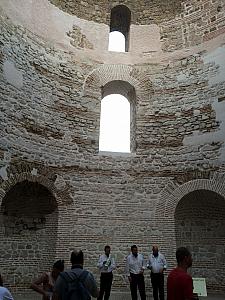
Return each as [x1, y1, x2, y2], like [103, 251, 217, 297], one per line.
[49, 0, 183, 24]
[0, 0, 225, 296]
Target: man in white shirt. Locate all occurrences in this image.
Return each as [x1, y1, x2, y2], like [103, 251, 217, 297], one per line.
[125, 245, 146, 300]
[147, 245, 167, 300]
[97, 245, 116, 300]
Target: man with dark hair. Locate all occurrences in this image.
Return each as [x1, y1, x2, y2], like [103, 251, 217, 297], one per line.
[147, 245, 167, 300]
[53, 250, 99, 300]
[31, 259, 64, 300]
[167, 247, 199, 300]
[125, 245, 146, 300]
[97, 245, 116, 300]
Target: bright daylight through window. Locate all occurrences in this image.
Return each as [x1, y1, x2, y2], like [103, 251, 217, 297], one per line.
[108, 31, 125, 52]
[99, 94, 130, 153]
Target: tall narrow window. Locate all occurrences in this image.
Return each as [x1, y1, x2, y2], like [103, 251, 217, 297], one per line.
[109, 5, 131, 52]
[99, 94, 130, 153]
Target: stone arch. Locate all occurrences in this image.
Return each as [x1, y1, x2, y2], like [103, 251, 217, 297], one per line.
[156, 173, 225, 223]
[82, 64, 153, 101]
[0, 163, 73, 207]
[0, 173, 61, 206]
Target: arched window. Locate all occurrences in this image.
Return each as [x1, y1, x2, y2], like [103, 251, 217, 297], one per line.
[109, 5, 131, 52]
[99, 94, 130, 152]
[99, 80, 136, 153]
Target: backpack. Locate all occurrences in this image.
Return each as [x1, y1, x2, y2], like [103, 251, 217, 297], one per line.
[59, 270, 91, 300]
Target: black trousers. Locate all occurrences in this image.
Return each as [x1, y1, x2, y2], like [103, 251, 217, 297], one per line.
[130, 273, 146, 300]
[97, 272, 113, 300]
[150, 272, 164, 300]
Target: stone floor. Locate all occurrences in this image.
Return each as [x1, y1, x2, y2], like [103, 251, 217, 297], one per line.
[13, 291, 225, 300]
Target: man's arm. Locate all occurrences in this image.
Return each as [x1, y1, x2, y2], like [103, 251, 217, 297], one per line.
[125, 256, 131, 282]
[140, 255, 145, 274]
[161, 254, 167, 273]
[3, 287, 14, 300]
[97, 255, 104, 269]
[111, 257, 116, 270]
[146, 255, 152, 270]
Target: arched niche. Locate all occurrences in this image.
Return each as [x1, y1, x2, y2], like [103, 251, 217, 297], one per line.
[0, 180, 58, 290]
[175, 189, 225, 293]
[154, 174, 225, 294]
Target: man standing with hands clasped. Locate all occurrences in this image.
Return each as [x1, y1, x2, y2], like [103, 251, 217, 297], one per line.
[147, 245, 167, 300]
[125, 245, 146, 300]
[97, 245, 116, 300]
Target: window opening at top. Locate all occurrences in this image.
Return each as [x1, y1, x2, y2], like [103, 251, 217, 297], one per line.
[99, 94, 130, 153]
[108, 31, 125, 52]
[109, 5, 131, 52]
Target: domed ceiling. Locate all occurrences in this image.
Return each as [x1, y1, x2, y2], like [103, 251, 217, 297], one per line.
[49, 0, 183, 24]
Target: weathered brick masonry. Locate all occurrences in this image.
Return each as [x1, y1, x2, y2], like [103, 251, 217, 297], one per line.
[0, 0, 225, 296]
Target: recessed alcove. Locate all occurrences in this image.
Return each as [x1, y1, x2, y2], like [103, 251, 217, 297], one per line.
[175, 190, 225, 292]
[0, 180, 58, 290]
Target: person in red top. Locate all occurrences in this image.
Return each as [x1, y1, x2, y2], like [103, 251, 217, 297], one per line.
[167, 247, 199, 300]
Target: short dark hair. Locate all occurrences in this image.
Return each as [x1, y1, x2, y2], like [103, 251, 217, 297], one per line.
[131, 245, 137, 251]
[53, 260, 64, 271]
[70, 250, 84, 265]
[104, 245, 110, 251]
[176, 247, 191, 264]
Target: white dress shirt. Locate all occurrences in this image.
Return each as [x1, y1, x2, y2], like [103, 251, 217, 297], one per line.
[97, 254, 116, 273]
[147, 252, 167, 273]
[125, 253, 145, 276]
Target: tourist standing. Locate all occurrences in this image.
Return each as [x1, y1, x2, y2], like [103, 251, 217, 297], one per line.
[147, 245, 167, 300]
[97, 245, 116, 300]
[125, 245, 146, 300]
[53, 249, 99, 300]
[167, 247, 199, 300]
[31, 260, 64, 300]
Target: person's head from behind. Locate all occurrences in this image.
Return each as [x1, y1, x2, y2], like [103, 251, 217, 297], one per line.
[131, 245, 138, 257]
[104, 245, 111, 257]
[176, 247, 192, 268]
[52, 260, 64, 280]
[71, 250, 84, 266]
